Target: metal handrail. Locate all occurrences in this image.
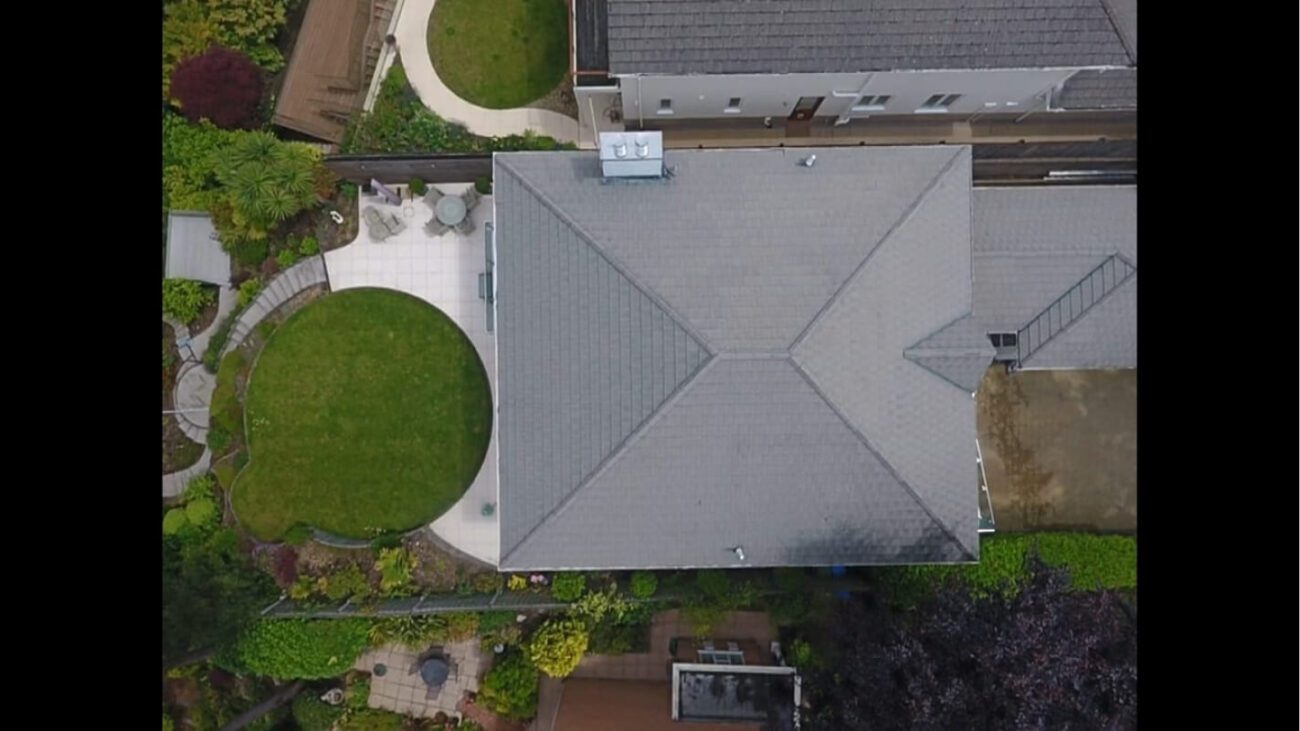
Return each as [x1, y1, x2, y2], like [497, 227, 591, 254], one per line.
[1015, 254, 1135, 367]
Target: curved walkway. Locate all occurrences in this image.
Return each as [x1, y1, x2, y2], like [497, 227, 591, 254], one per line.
[221, 256, 329, 357]
[394, 0, 579, 143]
[163, 447, 212, 498]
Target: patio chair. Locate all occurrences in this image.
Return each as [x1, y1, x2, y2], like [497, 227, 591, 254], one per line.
[423, 188, 445, 208]
[369, 223, 389, 241]
[454, 216, 477, 237]
[424, 218, 453, 237]
[362, 206, 384, 226]
[461, 186, 482, 211]
[385, 213, 407, 237]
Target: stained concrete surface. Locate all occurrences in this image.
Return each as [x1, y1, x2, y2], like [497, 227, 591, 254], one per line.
[977, 367, 1136, 532]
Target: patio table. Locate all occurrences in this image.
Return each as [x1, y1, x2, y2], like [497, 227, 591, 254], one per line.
[435, 196, 468, 227]
[420, 657, 450, 687]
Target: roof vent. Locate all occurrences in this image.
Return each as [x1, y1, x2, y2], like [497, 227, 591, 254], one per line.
[600, 131, 664, 178]
[800, 154, 817, 168]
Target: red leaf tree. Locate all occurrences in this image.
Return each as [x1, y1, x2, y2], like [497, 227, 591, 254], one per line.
[169, 46, 265, 130]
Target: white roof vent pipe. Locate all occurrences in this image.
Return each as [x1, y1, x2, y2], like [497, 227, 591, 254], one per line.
[612, 135, 628, 158]
[634, 135, 650, 158]
[801, 154, 817, 168]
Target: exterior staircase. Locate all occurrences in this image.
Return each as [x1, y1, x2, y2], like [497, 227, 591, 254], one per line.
[1013, 253, 1136, 368]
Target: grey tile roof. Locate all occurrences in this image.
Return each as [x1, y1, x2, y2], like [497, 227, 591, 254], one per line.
[1101, 0, 1137, 61]
[1057, 69, 1137, 109]
[165, 211, 230, 285]
[605, 0, 1136, 75]
[493, 165, 711, 555]
[494, 146, 981, 570]
[971, 186, 1137, 369]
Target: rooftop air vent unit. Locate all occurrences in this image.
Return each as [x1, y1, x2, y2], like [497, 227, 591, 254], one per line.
[600, 131, 664, 178]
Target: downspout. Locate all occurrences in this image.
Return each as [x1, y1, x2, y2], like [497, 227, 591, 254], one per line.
[588, 95, 597, 147]
[1016, 78, 1061, 123]
[636, 76, 644, 129]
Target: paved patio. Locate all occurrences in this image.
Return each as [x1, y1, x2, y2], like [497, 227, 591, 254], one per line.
[354, 640, 485, 720]
[393, 0, 579, 143]
[978, 367, 1137, 532]
[324, 186, 500, 565]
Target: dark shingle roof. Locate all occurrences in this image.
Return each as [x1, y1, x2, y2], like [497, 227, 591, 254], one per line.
[494, 146, 982, 570]
[605, 0, 1136, 75]
[1057, 68, 1137, 109]
[971, 186, 1137, 369]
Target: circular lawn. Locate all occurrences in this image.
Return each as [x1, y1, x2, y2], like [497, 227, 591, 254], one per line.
[232, 288, 493, 541]
[428, 0, 569, 109]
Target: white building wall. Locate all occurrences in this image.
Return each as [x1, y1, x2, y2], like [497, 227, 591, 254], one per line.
[616, 69, 1083, 124]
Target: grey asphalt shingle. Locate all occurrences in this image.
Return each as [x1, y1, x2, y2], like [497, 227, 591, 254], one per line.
[494, 146, 982, 569]
[1057, 69, 1137, 110]
[971, 186, 1137, 369]
[605, 0, 1135, 75]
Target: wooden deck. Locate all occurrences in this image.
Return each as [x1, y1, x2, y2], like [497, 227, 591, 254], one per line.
[273, 0, 394, 143]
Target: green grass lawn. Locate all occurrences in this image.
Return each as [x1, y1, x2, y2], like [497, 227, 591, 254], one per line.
[428, 0, 569, 109]
[231, 289, 493, 540]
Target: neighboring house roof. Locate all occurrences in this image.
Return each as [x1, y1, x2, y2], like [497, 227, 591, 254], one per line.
[493, 146, 984, 570]
[604, 0, 1136, 75]
[165, 211, 230, 285]
[1056, 68, 1137, 110]
[272, 0, 386, 143]
[971, 186, 1137, 369]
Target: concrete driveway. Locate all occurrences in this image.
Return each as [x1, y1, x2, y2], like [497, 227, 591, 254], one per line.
[977, 368, 1136, 532]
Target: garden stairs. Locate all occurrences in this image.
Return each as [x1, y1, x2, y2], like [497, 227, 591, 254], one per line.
[222, 255, 330, 357]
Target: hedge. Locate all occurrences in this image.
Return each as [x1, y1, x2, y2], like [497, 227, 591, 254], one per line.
[877, 533, 1136, 604]
[224, 619, 371, 679]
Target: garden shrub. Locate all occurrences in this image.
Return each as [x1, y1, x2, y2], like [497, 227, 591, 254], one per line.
[527, 619, 589, 678]
[507, 574, 528, 592]
[214, 132, 323, 241]
[368, 615, 441, 647]
[765, 590, 812, 628]
[163, 713, 175, 731]
[479, 611, 517, 635]
[1034, 533, 1137, 591]
[470, 572, 504, 594]
[682, 603, 726, 638]
[203, 312, 240, 372]
[369, 532, 404, 553]
[443, 612, 480, 640]
[695, 570, 731, 600]
[338, 708, 404, 731]
[184, 474, 217, 503]
[164, 339, 176, 372]
[630, 571, 658, 599]
[291, 694, 343, 731]
[373, 548, 418, 595]
[478, 652, 540, 720]
[226, 619, 371, 679]
[163, 0, 290, 98]
[169, 46, 264, 129]
[238, 277, 264, 307]
[233, 238, 270, 267]
[163, 279, 214, 323]
[207, 426, 233, 454]
[282, 523, 313, 547]
[772, 567, 808, 592]
[275, 248, 298, 268]
[184, 498, 219, 530]
[163, 508, 191, 536]
[550, 572, 587, 602]
[474, 175, 492, 195]
[320, 564, 372, 602]
[163, 112, 239, 210]
[340, 182, 358, 200]
[346, 675, 371, 711]
[571, 585, 632, 627]
[299, 235, 320, 256]
[788, 638, 821, 670]
[408, 178, 427, 196]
